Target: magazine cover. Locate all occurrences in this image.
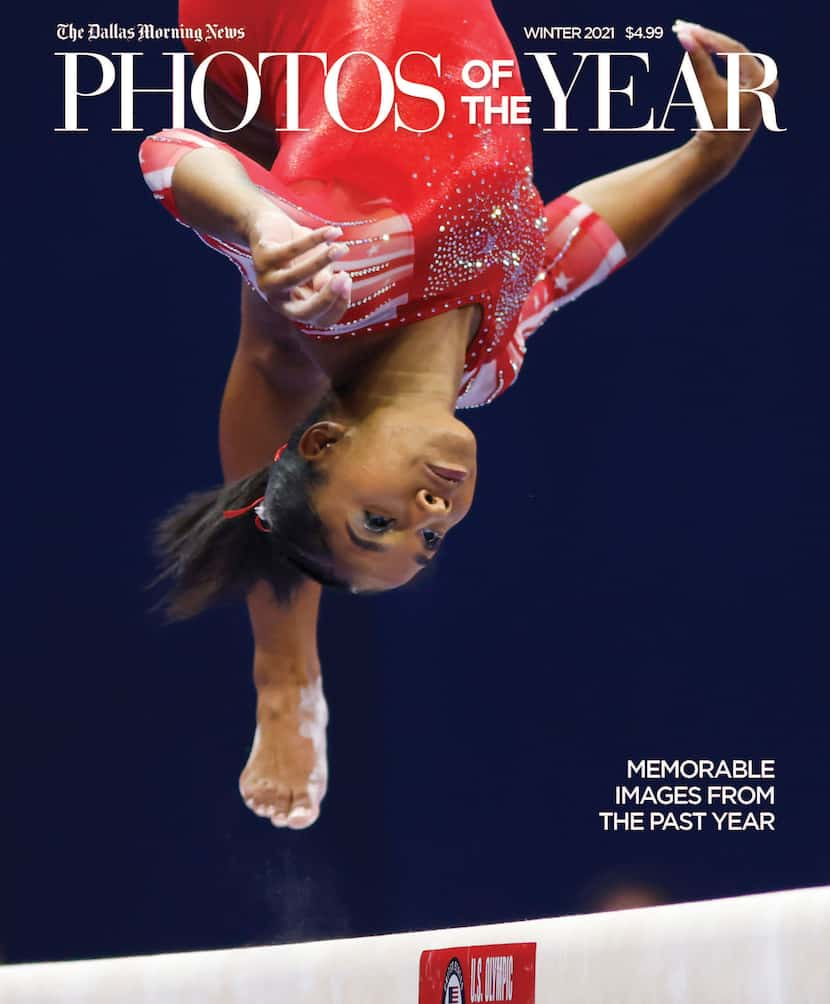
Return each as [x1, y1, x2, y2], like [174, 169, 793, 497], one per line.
[6, 0, 827, 994]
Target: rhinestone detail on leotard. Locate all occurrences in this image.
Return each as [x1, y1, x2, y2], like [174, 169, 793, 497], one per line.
[423, 161, 545, 349]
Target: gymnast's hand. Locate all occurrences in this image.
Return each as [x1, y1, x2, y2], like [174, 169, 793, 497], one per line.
[673, 21, 781, 182]
[247, 212, 353, 327]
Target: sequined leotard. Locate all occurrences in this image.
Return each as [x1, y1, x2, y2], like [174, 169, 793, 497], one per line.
[140, 0, 626, 407]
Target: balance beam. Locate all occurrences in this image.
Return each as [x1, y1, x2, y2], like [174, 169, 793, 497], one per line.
[2, 885, 828, 1002]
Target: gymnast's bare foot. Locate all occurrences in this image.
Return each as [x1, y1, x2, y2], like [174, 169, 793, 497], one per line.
[239, 661, 329, 830]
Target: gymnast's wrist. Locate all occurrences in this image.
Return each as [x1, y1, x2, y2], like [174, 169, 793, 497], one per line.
[683, 132, 742, 189]
[238, 194, 282, 247]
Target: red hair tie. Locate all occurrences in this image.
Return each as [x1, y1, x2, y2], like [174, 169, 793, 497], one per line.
[222, 442, 288, 533]
[222, 494, 269, 532]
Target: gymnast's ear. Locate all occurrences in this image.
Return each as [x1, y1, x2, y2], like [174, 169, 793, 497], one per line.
[298, 421, 347, 460]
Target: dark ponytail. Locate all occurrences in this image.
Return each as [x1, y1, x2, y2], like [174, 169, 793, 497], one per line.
[152, 395, 349, 620]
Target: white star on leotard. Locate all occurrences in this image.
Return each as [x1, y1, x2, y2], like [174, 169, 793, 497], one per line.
[554, 271, 573, 291]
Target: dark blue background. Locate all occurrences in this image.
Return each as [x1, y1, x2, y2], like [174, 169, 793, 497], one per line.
[7, 0, 826, 963]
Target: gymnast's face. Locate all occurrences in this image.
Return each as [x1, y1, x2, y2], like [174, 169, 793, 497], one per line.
[300, 410, 477, 591]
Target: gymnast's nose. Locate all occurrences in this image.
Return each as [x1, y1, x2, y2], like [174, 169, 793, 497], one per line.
[416, 488, 451, 515]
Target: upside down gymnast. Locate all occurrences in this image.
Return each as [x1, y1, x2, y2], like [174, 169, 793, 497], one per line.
[139, 2, 777, 828]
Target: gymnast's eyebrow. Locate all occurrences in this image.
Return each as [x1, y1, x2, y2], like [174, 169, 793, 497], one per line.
[346, 522, 387, 553]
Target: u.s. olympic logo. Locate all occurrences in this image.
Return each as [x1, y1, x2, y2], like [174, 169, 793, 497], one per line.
[442, 957, 465, 1004]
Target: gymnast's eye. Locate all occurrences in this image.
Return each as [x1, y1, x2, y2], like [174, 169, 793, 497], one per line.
[421, 529, 443, 551]
[363, 511, 395, 533]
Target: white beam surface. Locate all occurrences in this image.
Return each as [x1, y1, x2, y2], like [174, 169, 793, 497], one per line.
[2, 886, 828, 1003]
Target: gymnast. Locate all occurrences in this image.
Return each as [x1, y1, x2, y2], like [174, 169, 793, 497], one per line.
[139, 3, 777, 829]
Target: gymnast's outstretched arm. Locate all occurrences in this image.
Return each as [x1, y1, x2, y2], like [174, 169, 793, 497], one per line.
[566, 22, 779, 260]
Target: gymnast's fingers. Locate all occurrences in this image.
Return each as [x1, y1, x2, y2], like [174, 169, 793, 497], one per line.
[257, 223, 344, 262]
[672, 21, 721, 86]
[280, 270, 352, 325]
[683, 23, 757, 60]
[698, 25, 775, 91]
[311, 263, 336, 292]
[260, 242, 349, 296]
[674, 22, 772, 90]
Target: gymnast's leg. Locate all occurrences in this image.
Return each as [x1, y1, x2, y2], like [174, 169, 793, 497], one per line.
[240, 582, 327, 829]
[220, 286, 330, 829]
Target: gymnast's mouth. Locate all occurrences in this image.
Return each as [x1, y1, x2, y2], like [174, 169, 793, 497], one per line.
[425, 463, 469, 484]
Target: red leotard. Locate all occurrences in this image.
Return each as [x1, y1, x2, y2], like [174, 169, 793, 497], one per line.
[140, 0, 626, 407]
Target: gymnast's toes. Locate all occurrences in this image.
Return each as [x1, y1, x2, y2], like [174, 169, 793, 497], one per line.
[242, 786, 322, 829]
[267, 794, 293, 826]
[283, 797, 320, 830]
[238, 697, 328, 830]
[239, 768, 323, 828]
[239, 775, 288, 821]
[246, 796, 275, 819]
